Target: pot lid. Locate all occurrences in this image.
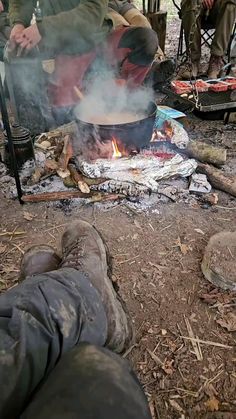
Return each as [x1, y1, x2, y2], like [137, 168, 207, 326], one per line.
[4, 123, 30, 140]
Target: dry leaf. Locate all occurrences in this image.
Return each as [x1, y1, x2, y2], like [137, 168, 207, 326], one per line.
[176, 237, 189, 255]
[0, 243, 7, 254]
[23, 211, 34, 221]
[216, 312, 236, 332]
[169, 399, 184, 413]
[205, 397, 219, 412]
[162, 359, 174, 375]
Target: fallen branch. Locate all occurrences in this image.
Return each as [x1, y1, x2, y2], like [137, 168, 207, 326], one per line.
[185, 142, 227, 166]
[22, 190, 91, 203]
[197, 163, 236, 198]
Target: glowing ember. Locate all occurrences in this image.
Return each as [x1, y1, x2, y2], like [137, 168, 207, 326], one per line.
[112, 137, 122, 158]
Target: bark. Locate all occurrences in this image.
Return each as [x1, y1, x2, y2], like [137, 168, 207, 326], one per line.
[22, 190, 91, 203]
[185, 142, 227, 166]
[198, 163, 236, 198]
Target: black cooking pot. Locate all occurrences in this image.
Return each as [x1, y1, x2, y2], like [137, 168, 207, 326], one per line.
[76, 101, 156, 149]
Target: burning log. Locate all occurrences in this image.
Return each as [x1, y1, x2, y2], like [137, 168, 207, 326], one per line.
[185, 142, 227, 167]
[198, 163, 236, 198]
[68, 163, 90, 194]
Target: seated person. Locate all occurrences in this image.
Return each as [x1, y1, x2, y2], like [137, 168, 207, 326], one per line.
[180, 0, 236, 79]
[108, 0, 165, 61]
[0, 0, 10, 60]
[8, 0, 160, 112]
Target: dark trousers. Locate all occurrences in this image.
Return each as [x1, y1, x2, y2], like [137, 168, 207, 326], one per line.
[0, 268, 151, 419]
[48, 26, 158, 107]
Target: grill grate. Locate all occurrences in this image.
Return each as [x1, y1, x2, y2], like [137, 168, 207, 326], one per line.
[163, 85, 236, 112]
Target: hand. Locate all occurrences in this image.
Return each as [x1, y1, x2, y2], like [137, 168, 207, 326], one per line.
[17, 24, 42, 51]
[0, 1, 4, 13]
[202, 0, 214, 9]
[10, 24, 25, 42]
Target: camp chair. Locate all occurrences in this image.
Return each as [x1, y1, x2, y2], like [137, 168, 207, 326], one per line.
[171, 0, 217, 60]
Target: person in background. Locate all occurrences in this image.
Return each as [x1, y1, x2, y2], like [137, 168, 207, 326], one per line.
[0, 0, 10, 60]
[0, 220, 152, 419]
[180, 0, 236, 79]
[108, 0, 165, 61]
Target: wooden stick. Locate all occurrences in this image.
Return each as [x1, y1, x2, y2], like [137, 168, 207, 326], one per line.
[185, 141, 227, 167]
[74, 86, 84, 101]
[180, 336, 233, 349]
[22, 190, 91, 203]
[197, 163, 236, 198]
[68, 164, 90, 194]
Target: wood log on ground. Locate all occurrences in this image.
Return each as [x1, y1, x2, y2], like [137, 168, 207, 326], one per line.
[185, 142, 227, 166]
[197, 163, 236, 198]
[22, 190, 92, 203]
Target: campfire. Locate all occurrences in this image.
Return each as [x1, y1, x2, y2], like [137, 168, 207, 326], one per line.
[3, 106, 198, 205]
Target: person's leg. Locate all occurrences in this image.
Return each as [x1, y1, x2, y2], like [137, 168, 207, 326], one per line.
[180, 0, 203, 65]
[0, 220, 132, 419]
[208, 0, 236, 77]
[104, 26, 158, 87]
[0, 268, 107, 419]
[22, 343, 152, 419]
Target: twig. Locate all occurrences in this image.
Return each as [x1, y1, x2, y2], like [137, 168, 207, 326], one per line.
[147, 348, 164, 366]
[43, 224, 67, 233]
[215, 206, 236, 210]
[160, 223, 172, 232]
[0, 231, 26, 237]
[180, 336, 232, 349]
[10, 243, 25, 255]
[123, 344, 137, 358]
[184, 316, 203, 361]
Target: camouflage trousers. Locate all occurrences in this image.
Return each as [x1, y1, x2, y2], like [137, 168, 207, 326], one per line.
[181, 0, 236, 60]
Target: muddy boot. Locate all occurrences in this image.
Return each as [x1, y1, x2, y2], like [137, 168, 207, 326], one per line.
[207, 55, 224, 79]
[19, 245, 61, 280]
[146, 58, 176, 90]
[177, 60, 199, 80]
[60, 220, 133, 353]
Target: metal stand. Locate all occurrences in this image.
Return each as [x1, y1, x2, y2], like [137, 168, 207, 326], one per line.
[0, 73, 24, 204]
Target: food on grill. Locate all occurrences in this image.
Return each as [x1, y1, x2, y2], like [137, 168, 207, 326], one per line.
[171, 81, 192, 94]
[193, 80, 209, 93]
[208, 81, 228, 92]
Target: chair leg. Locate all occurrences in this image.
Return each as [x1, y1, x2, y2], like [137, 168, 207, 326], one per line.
[177, 22, 184, 60]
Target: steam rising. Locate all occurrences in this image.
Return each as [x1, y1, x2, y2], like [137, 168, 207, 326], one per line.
[74, 71, 154, 124]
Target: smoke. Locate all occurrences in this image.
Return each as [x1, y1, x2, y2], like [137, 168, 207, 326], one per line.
[74, 69, 154, 124]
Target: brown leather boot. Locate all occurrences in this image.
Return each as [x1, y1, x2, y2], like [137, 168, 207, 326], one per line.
[19, 245, 61, 281]
[177, 60, 199, 80]
[60, 220, 133, 353]
[207, 55, 224, 79]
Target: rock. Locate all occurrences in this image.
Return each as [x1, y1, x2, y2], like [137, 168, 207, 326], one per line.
[201, 231, 236, 291]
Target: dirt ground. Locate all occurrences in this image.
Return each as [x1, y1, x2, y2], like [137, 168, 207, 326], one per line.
[1, 11, 236, 419]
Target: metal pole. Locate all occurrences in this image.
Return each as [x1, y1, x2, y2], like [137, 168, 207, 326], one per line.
[0, 73, 24, 204]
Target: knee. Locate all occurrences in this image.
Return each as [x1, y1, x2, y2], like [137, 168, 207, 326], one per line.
[135, 27, 158, 58]
[224, 1, 236, 14]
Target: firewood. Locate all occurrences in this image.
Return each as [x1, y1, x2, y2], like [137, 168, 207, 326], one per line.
[197, 163, 236, 198]
[68, 164, 90, 194]
[22, 190, 91, 203]
[58, 135, 73, 171]
[185, 142, 227, 166]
